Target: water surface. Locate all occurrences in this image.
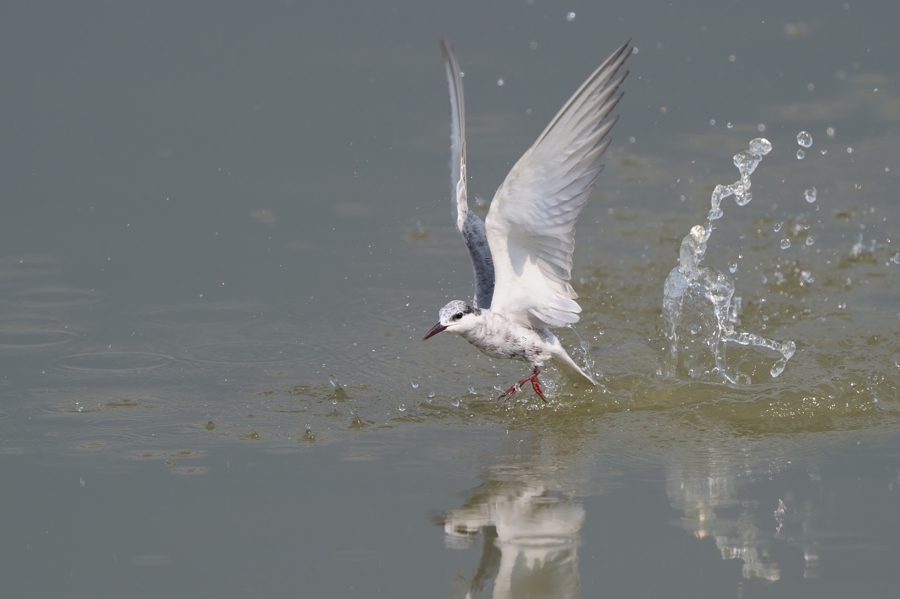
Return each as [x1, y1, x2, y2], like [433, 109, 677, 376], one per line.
[1, 1, 899, 597]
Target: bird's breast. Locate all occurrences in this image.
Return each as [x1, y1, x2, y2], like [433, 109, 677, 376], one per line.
[461, 313, 551, 364]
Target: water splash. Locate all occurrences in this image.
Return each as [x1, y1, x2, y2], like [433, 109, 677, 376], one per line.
[662, 138, 796, 384]
[567, 324, 599, 380]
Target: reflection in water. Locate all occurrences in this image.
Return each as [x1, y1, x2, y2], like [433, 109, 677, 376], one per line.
[435, 422, 898, 596]
[666, 450, 783, 581]
[664, 441, 831, 583]
[439, 469, 583, 599]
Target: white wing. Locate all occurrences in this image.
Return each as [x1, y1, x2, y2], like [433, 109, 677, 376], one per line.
[440, 38, 495, 310]
[486, 41, 630, 327]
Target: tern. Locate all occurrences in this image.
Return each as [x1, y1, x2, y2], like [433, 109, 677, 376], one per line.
[424, 39, 630, 401]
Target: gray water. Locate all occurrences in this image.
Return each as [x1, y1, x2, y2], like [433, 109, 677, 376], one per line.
[3, 1, 900, 597]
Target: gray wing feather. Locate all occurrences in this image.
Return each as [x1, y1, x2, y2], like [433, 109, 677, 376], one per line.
[486, 41, 631, 328]
[440, 38, 495, 310]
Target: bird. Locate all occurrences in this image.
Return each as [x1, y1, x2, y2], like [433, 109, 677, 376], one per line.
[423, 38, 630, 402]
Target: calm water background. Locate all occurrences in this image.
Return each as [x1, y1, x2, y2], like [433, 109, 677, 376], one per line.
[2, 1, 900, 597]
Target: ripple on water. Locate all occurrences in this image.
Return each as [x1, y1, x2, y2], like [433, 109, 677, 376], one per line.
[125, 449, 206, 461]
[8, 286, 101, 309]
[40, 393, 175, 416]
[137, 302, 262, 327]
[0, 255, 63, 280]
[23, 392, 201, 458]
[170, 465, 210, 475]
[0, 318, 83, 352]
[181, 340, 307, 366]
[53, 351, 173, 374]
[264, 444, 310, 454]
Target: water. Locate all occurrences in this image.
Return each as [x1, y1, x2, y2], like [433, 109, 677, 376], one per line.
[3, 1, 900, 597]
[662, 139, 796, 384]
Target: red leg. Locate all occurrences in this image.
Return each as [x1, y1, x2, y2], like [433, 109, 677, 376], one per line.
[529, 368, 546, 401]
[499, 366, 547, 403]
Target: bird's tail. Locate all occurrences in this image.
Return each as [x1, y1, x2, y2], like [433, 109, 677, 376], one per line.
[546, 333, 597, 387]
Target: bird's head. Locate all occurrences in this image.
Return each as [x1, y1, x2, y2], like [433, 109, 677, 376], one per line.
[423, 300, 481, 340]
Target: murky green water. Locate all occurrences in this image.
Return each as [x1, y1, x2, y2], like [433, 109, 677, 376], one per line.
[2, 1, 899, 597]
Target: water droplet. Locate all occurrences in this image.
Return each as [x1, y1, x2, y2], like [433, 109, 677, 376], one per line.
[728, 262, 738, 273]
[728, 54, 736, 62]
[804, 187, 817, 203]
[820, 149, 827, 155]
[780, 238, 791, 249]
[726, 122, 733, 129]
[886, 166, 891, 172]
[770, 359, 787, 378]
[410, 380, 418, 389]
[774, 221, 783, 232]
[757, 123, 767, 132]
[427, 391, 436, 398]
[734, 190, 752, 206]
[451, 398, 460, 408]
[468, 386, 476, 395]
[709, 119, 716, 126]
[797, 131, 812, 148]
[566, 11, 576, 21]
[805, 236, 815, 246]
[826, 127, 835, 137]
[796, 149, 806, 160]
[749, 137, 772, 155]
[529, 41, 538, 50]
[497, 78, 504, 86]
[329, 374, 339, 388]
[846, 147, 853, 154]
[398, 403, 406, 412]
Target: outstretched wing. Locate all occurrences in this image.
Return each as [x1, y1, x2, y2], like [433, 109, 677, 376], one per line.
[485, 41, 630, 327]
[440, 38, 495, 310]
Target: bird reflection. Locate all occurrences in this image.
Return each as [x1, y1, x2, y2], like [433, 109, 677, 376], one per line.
[437, 473, 584, 599]
[432, 426, 865, 594]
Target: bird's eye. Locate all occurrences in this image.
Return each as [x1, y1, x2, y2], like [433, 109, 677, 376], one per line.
[453, 312, 463, 320]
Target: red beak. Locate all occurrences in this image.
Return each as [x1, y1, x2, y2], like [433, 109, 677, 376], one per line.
[423, 322, 447, 340]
